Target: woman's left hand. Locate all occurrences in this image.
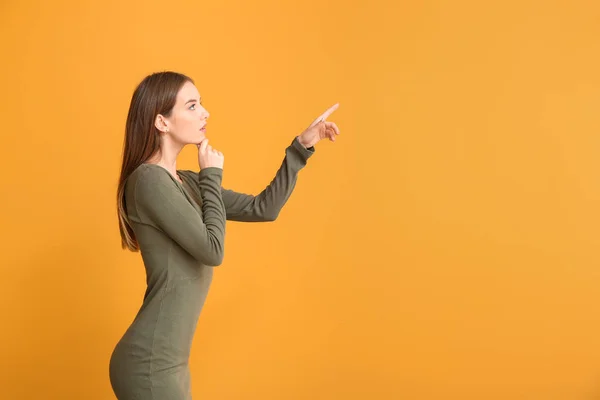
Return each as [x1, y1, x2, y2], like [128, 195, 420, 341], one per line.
[297, 103, 340, 149]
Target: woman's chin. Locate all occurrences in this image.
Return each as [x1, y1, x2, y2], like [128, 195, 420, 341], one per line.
[191, 135, 206, 145]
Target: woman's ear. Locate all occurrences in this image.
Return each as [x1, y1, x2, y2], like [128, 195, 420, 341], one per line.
[154, 115, 169, 133]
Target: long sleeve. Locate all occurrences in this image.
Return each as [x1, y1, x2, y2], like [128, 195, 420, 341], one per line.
[131, 165, 227, 266]
[221, 136, 315, 222]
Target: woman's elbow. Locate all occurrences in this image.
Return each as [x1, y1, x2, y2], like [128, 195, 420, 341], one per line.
[203, 251, 224, 267]
[193, 246, 224, 267]
[263, 210, 280, 222]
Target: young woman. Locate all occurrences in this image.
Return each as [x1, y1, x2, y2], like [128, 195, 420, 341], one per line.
[109, 71, 340, 399]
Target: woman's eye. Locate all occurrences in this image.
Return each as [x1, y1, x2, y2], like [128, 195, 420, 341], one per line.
[189, 104, 196, 110]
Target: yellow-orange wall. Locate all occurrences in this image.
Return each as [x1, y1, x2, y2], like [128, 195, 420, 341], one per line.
[2, 0, 600, 398]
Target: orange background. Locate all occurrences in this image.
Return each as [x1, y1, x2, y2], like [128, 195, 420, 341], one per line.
[2, 0, 600, 399]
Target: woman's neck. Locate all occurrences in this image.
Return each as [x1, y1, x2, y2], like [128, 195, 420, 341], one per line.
[146, 140, 184, 183]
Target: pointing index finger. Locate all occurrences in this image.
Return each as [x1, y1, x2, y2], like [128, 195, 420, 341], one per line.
[321, 102, 339, 120]
[310, 103, 339, 128]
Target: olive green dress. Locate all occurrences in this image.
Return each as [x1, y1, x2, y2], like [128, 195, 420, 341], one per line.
[109, 138, 314, 399]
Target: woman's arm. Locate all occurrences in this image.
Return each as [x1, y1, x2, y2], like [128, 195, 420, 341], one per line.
[221, 136, 314, 222]
[133, 165, 227, 265]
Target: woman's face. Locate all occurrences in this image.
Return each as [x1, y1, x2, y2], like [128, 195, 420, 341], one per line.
[158, 81, 210, 145]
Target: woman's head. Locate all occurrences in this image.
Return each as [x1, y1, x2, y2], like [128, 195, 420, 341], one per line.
[152, 79, 210, 146]
[117, 71, 209, 251]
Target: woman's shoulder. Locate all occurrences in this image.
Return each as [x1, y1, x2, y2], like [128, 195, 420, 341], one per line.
[126, 164, 179, 193]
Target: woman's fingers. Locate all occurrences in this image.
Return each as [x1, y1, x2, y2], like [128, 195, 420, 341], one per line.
[320, 103, 339, 121]
[199, 138, 209, 152]
[309, 103, 339, 128]
[326, 121, 340, 136]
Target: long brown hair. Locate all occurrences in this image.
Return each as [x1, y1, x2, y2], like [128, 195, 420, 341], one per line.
[117, 71, 194, 251]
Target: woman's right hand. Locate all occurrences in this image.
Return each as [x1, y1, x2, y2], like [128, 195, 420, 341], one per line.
[197, 139, 224, 169]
